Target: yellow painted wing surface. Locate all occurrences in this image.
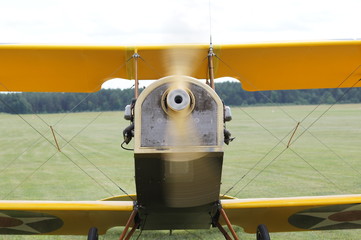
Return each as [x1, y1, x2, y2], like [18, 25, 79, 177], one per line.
[221, 194, 361, 233]
[0, 200, 133, 235]
[1, 40, 361, 92]
[0, 45, 209, 92]
[0, 45, 131, 92]
[214, 41, 361, 91]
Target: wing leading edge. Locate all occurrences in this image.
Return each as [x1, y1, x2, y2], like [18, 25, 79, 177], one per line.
[1, 40, 361, 92]
[0, 200, 133, 235]
[221, 194, 361, 233]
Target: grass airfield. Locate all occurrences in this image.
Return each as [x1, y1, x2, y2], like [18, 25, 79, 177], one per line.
[0, 104, 361, 239]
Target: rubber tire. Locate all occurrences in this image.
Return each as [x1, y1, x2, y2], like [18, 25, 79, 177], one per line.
[87, 227, 99, 240]
[256, 224, 270, 240]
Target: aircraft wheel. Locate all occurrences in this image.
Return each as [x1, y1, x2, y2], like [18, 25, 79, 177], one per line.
[87, 227, 98, 240]
[256, 224, 270, 240]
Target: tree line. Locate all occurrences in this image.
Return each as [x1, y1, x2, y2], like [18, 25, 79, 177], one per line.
[1, 81, 361, 114]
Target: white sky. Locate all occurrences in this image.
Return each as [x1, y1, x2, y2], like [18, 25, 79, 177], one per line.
[1, 0, 360, 88]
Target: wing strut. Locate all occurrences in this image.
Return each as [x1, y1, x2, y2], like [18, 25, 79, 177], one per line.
[133, 50, 140, 99]
[207, 46, 216, 89]
[118, 206, 139, 240]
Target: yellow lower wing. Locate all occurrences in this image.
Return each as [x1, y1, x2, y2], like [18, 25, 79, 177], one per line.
[221, 194, 361, 233]
[3, 195, 361, 235]
[0, 200, 133, 235]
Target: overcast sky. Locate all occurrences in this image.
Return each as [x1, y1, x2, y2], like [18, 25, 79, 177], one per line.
[1, 0, 360, 44]
[1, 0, 360, 88]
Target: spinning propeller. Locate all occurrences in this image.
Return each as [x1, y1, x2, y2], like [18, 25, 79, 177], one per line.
[158, 48, 220, 208]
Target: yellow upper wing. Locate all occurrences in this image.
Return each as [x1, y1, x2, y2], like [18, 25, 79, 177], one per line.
[0, 45, 209, 92]
[0, 45, 131, 92]
[215, 41, 361, 91]
[1, 41, 361, 92]
[221, 194, 361, 233]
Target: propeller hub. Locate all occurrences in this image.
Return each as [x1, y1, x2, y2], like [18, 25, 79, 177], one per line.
[167, 89, 191, 111]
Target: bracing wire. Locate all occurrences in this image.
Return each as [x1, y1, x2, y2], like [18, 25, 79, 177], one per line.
[223, 108, 342, 198]
[230, 80, 361, 196]
[217, 55, 361, 196]
[0, 91, 95, 175]
[208, 0, 213, 47]
[0, 91, 115, 197]
[289, 79, 361, 148]
[0, 58, 134, 198]
[0, 106, 115, 198]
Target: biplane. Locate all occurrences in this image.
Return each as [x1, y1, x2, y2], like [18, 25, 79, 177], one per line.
[1, 41, 361, 240]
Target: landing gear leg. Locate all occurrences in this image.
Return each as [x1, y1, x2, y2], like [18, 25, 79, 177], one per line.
[213, 203, 240, 240]
[124, 221, 140, 240]
[214, 221, 233, 240]
[256, 224, 270, 240]
[87, 227, 98, 240]
[119, 207, 139, 240]
[219, 208, 239, 240]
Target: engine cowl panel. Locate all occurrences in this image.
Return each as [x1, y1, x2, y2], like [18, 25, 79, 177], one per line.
[133, 76, 224, 230]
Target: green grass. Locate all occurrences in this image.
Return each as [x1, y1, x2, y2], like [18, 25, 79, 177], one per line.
[1, 104, 361, 239]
